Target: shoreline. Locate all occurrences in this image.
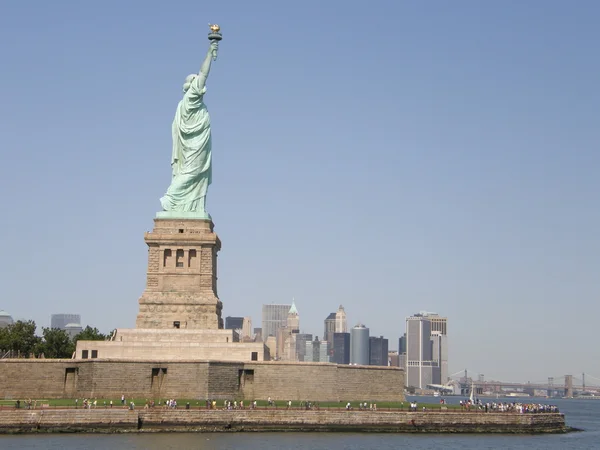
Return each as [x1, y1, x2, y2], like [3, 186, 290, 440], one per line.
[0, 409, 571, 434]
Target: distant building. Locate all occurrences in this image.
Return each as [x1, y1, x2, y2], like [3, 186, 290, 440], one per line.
[323, 312, 336, 352]
[317, 339, 329, 362]
[335, 305, 347, 333]
[431, 331, 448, 383]
[399, 334, 406, 354]
[304, 339, 314, 362]
[51, 314, 80, 330]
[429, 315, 447, 335]
[369, 336, 388, 366]
[398, 333, 407, 372]
[253, 327, 263, 342]
[225, 316, 244, 330]
[307, 337, 329, 363]
[64, 323, 83, 338]
[332, 332, 350, 364]
[388, 350, 400, 367]
[350, 324, 369, 365]
[278, 302, 300, 360]
[295, 333, 313, 362]
[241, 317, 252, 340]
[0, 310, 14, 329]
[262, 304, 291, 340]
[398, 352, 406, 370]
[265, 335, 277, 359]
[405, 312, 447, 389]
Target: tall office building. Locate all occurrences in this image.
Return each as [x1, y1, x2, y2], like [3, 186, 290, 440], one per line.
[0, 310, 14, 329]
[295, 333, 313, 361]
[253, 327, 263, 342]
[369, 336, 389, 366]
[261, 304, 291, 340]
[350, 324, 369, 365]
[51, 314, 81, 330]
[335, 305, 347, 333]
[241, 317, 252, 340]
[429, 315, 447, 335]
[318, 340, 329, 362]
[323, 312, 336, 351]
[405, 312, 447, 389]
[431, 331, 448, 383]
[278, 302, 300, 360]
[332, 332, 350, 364]
[426, 312, 448, 384]
[225, 316, 244, 330]
[398, 333, 407, 372]
[307, 337, 329, 363]
[50, 314, 82, 338]
[304, 339, 314, 362]
[399, 334, 406, 354]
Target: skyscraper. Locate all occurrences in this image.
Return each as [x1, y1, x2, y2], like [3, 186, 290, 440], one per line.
[241, 317, 252, 340]
[350, 324, 369, 365]
[225, 316, 244, 330]
[398, 333, 407, 372]
[253, 328, 263, 342]
[50, 314, 82, 338]
[51, 314, 81, 330]
[295, 333, 313, 361]
[0, 310, 14, 329]
[369, 336, 389, 366]
[304, 339, 314, 362]
[280, 301, 300, 360]
[323, 312, 336, 351]
[399, 334, 406, 354]
[426, 312, 448, 384]
[332, 332, 350, 364]
[261, 304, 291, 340]
[405, 312, 447, 389]
[335, 305, 347, 333]
[431, 331, 448, 383]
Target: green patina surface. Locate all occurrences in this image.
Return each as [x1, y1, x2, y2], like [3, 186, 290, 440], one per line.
[159, 38, 220, 218]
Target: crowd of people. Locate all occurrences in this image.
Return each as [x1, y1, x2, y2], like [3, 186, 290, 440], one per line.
[459, 398, 559, 413]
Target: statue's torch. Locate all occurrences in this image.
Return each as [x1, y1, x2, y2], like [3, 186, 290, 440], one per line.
[208, 24, 222, 61]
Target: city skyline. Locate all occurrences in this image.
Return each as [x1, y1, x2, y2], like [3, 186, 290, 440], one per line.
[1, 1, 599, 382]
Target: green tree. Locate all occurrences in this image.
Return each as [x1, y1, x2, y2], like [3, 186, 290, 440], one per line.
[73, 326, 106, 344]
[0, 320, 41, 356]
[37, 328, 75, 358]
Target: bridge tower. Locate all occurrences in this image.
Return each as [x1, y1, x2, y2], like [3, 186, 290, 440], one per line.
[565, 375, 573, 398]
[547, 377, 554, 398]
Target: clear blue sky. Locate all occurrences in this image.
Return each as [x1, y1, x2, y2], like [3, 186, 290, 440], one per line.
[0, 0, 598, 383]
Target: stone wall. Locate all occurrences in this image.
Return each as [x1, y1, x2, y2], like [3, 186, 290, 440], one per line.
[244, 362, 404, 402]
[0, 409, 568, 434]
[0, 359, 404, 402]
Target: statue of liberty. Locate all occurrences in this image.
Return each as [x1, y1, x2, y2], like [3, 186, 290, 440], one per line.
[159, 31, 221, 218]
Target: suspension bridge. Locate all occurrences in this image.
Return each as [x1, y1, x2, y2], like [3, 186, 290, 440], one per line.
[443, 369, 600, 398]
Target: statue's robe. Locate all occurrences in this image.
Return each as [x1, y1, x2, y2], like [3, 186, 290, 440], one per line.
[160, 76, 212, 213]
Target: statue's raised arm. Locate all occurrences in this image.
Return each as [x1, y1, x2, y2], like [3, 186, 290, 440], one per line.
[197, 41, 219, 89]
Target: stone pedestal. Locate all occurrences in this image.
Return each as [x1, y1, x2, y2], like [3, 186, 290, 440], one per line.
[136, 218, 223, 330]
